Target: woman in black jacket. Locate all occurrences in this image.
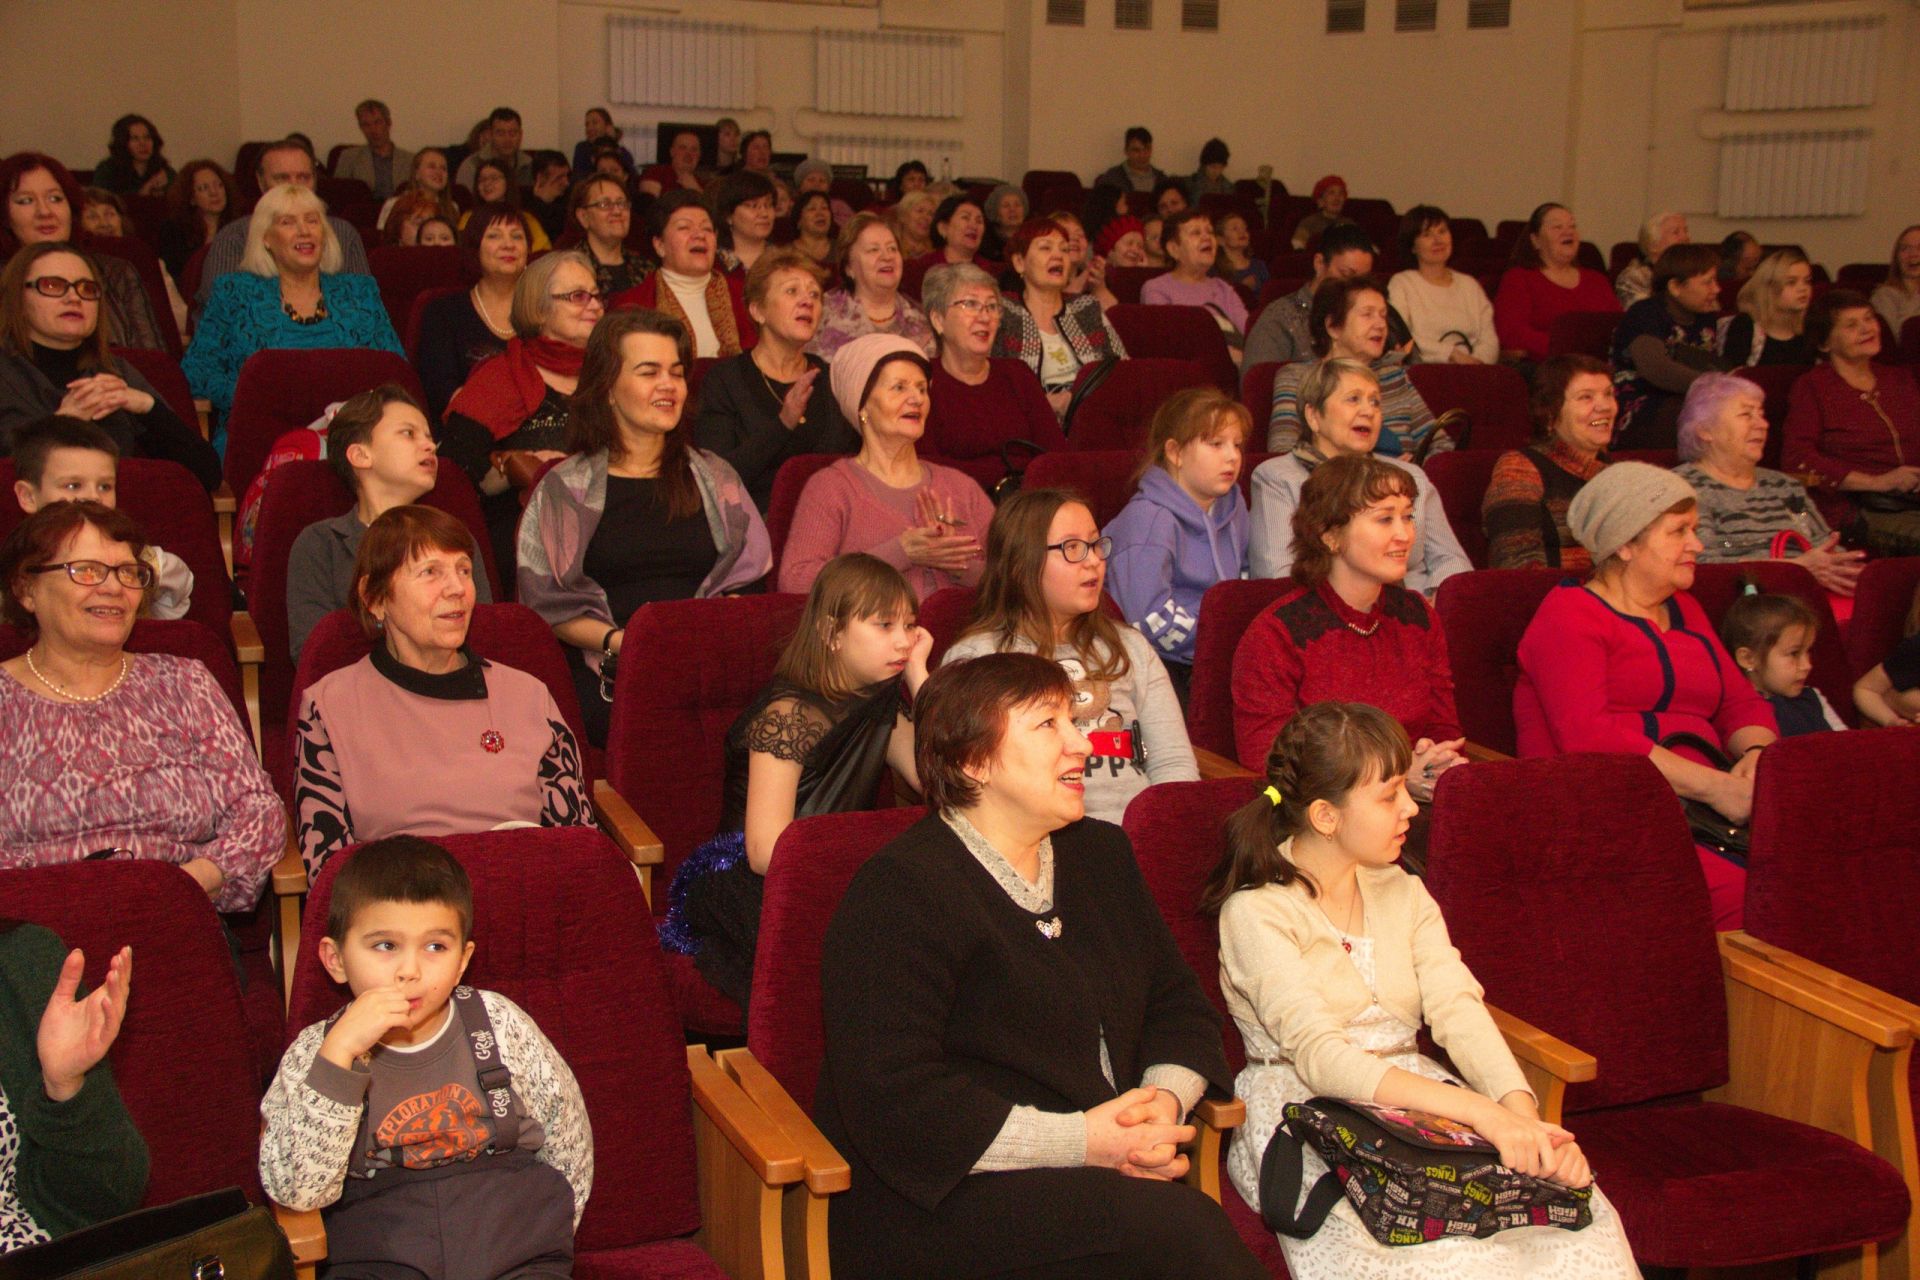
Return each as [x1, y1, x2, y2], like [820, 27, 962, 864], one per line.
[814, 651, 1264, 1280]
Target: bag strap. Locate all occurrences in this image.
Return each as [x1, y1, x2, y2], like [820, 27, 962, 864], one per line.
[1257, 1113, 1348, 1239]
[1657, 730, 1733, 770]
[452, 984, 522, 1155]
[1060, 357, 1122, 437]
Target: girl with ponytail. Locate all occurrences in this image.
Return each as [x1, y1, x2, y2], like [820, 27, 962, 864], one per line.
[1205, 702, 1637, 1276]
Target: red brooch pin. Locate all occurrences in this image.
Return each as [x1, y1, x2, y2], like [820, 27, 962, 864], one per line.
[480, 729, 505, 753]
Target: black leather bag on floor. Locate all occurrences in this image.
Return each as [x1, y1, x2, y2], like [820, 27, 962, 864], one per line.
[0, 1188, 295, 1280]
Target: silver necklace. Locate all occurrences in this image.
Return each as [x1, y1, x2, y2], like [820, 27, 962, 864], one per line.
[25, 648, 129, 703]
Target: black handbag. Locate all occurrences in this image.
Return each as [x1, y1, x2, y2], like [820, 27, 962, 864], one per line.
[987, 438, 1048, 506]
[0, 1188, 295, 1280]
[1658, 732, 1751, 861]
[1259, 1098, 1594, 1246]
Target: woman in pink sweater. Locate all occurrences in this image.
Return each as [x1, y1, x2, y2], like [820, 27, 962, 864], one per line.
[777, 333, 994, 599]
[1494, 203, 1619, 362]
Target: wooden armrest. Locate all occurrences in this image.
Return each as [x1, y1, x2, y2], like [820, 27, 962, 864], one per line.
[230, 610, 263, 663]
[211, 481, 236, 514]
[273, 826, 307, 1004]
[1195, 747, 1255, 780]
[1460, 740, 1511, 764]
[1487, 1004, 1596, 1082]
[1194, 1095, 1245, 1130]
[592, 780, 662, 866]
[212, 482, 235, 577]
[272, 1202, 326, 1274]
[688, 1045, 805, 1186]
[1725, 931, 1920, 1033]
[195, 398, 213, 441]
[272, 840, 308, 896]
[1718, 932, 1910, 1049]
[716, 1048, 852, 1195]
[230, 611, 264, 758]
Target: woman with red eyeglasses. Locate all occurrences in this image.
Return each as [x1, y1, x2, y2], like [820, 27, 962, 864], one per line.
[0, 243, 216, 488]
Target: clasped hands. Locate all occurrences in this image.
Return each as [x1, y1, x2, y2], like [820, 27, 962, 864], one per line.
[1086, 1086, 1194, 1181]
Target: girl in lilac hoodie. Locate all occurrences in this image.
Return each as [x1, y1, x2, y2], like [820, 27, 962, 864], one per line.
[1105, 387, 1252, 699]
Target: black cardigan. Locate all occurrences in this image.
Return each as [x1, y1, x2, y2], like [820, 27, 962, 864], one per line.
[814, 812, 1231, 1278]
[690, 351, 857, 510]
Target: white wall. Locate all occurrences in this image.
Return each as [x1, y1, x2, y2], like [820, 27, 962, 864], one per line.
[2, 0, 1914, 266]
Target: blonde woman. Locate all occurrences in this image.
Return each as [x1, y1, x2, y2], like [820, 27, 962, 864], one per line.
[888, 189, 938, 261]
[1719, 249, 1814, 367]
[182, 183, 400, 424]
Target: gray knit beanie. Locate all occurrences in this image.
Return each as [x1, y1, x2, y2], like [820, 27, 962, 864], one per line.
[1566, 462, 1697, 563]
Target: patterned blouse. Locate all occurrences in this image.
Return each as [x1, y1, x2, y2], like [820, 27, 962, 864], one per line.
[0, 655, 283, 913]
[807, 289, 937, 362]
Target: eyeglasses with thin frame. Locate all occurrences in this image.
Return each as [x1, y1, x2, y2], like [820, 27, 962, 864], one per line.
[949, 297, 1002, 317]
[1047, 536, 1112, 564]
[549, 289, 606, 308]
[26, 276, 103, 302]
[582, 198, 630, 213]
[30, 559, 156, 589]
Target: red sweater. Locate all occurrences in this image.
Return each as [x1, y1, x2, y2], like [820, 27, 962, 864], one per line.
[1231, 580, 1462, 770]
[1781, 362, 1920, 527]
[925, 359, 1066, 488]
[1493, 266, 1620, 362]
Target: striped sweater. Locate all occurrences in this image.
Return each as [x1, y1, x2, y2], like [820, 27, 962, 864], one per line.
[1673, 463, 1831, 564]
[1266, 356, 1449, 459]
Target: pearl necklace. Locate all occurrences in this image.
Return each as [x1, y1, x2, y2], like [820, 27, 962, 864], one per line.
[472, 284, 515, 340]
[25, 649, 129, 703]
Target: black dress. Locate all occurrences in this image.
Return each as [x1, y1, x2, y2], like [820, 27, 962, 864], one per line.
[0, 345, 219, 491]
[814, 813, 1262, 1280]
[414, 291, 508, 420]
[442, 385, 572, 589]
[667, 678, 901, 1006]
[691, 352, 858, 509]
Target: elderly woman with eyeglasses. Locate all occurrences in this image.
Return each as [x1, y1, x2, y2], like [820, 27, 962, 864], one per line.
[921, 263, 1064, 490]
[182, 184, 402, 432]
[0, 501, 282, 911]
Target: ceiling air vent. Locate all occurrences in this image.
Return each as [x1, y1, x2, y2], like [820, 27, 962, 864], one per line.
[1328, 1, 1366, 35]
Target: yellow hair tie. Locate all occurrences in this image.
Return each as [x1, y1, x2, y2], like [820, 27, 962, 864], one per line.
[1263, 785, 1284, 807]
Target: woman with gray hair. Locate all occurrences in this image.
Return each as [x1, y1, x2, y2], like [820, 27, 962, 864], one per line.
[1515, 460, 1778, 928]
[182, 184, 400, 422]
[1672, 372, 1862, 595]
[1614, 210, 1689, 308]
[923, 262, 1063, 488]
[979, 182, 1029, 262]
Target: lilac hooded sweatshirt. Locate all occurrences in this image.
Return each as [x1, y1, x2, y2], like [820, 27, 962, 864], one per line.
[1104, 465, 1250, 666]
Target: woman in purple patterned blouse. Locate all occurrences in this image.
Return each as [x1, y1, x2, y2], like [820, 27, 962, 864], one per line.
[0, 502, 282, 912]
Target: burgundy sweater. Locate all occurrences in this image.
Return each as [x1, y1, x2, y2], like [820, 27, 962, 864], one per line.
[1231, 580, 1463, 770]
[924, 359, 1066, 489]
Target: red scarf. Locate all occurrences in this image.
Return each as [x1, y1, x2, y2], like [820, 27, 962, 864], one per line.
[446, 336, 586, 440]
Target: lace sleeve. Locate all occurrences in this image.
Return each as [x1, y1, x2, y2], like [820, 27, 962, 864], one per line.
[743, 696, 832, 765]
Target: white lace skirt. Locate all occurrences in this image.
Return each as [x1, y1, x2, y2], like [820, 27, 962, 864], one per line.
[1225, 1056, 1640, 1280]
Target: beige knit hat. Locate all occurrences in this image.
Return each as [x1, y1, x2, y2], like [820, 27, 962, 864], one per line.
[1566, 461, 1697, 563]
[829, 333, 930, 428]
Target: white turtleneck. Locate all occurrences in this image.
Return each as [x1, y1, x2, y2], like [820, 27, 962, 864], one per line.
[661, 267, 721, 357]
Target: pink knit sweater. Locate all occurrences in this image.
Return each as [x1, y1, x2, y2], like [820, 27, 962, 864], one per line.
[776, 457, 994, 599]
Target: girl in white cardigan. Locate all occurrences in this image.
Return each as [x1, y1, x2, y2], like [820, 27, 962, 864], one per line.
[1206, 701, 1636, 1278]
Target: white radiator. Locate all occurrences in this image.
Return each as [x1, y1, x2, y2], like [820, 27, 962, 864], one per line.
[1717, 130, 1872, 219]
[607, 16, 755, 110]
[813, 30, 964, 119]
[811, 134, 965, 181]
[1723, 16, 1881, 112]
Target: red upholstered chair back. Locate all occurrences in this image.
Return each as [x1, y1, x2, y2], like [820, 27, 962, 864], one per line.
[1420, 450, 1499, 569]
[763, 452, 842, 576]
[1426, 753, 1730, 1112]
[1186, 577, 1293, 758]
[1121, 777, 1262, 1072]
[1432, 566, 1560, 755]
[285, 603, 591, 797]
[1745, 727, 1920, 1004]
[287, 829, 701, 1252]
[223, 349, 427, 499]
[1103, 265, 1159, 306]
[605, 593, 808, 906]
[112, 346, 199, 425]
[92, 234, 184, 357]
[1021, 450, 1142, 528]
[250, 459, 499, 777]
[1021, 169, 1082, 203]
[1903, 316, 1920, 368]
[1240, 360, 1281, 430]
[918, 586, 979, 668]
[1546, 310, 1620, 359]
[1846, 556, 1920, 679]
[1067, 358, 1214, 453]
[314, 177, 379, 231]
[747, 807, 926, 1110]
[367, 244, 467, 333]
[1687, 561, 1854, 724]
[0, 458, 233, 640]
[1607, 242, 1638, 276]
[0, 862, 264, 1203]
[1405, 363, 1533, 453]
[1105, 304, 1239, 395]
[401, 284, 464, 364]
[0, 619, 246, 730]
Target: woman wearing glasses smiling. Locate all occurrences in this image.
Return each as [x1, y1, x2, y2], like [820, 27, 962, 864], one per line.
[565, 175, 649, 298]
[922, 262, 1064, 490]
[0, 243, 218, 489]
[0, 501, 282, 910]
[942, 487, 1197, 825]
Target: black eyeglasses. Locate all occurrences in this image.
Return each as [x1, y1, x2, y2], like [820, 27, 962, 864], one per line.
[31, 560, 156, 589]
[549, 289, 606, 307]
[1047, 536, 1112, 564]
[26, 276, 102, 302]
[582, 198, 630, 213]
